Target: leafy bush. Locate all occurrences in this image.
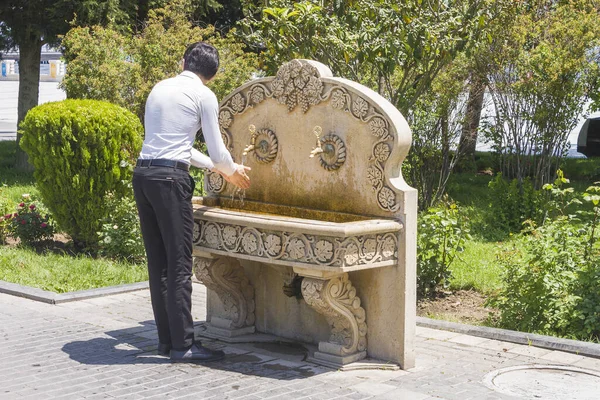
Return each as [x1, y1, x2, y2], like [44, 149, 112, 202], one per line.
[97, 182, 145, 263]
[417, 198, 471, 297]
[487, 173, 545, 234]
[488, 181, 600, 340]
[0, 188, 13, 244]
[9, 194, 55, 246]
[19, 99, 143, 248]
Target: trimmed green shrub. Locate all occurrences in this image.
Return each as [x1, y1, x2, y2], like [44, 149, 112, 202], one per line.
[19, 99, 143, 247]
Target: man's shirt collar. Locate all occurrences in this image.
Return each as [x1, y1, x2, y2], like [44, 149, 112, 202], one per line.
[179, 70, 203, 83]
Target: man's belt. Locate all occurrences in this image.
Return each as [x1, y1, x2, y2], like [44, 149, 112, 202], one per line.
[136, 159, 190, 172]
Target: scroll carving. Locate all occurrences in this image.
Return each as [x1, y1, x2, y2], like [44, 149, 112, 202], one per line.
[193, 257, 255, 329]
[301, 273, 367, 355]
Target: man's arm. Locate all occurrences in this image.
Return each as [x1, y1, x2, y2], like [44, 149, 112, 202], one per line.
[190, 147, 215, 170]
[200, 93, 236, 176]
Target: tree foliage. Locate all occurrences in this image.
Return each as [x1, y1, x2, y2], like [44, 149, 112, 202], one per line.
[485, 1, 600, 187]
[240, 0, 513, 208]
[61, 0, 259, 120]
[406, 55, 474, 208]
[241, 0, 497, 114]
[0, 0, 227, 170]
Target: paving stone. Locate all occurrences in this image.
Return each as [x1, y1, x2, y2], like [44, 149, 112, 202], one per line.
[371, 388, 432, 400]
[506, 344, 553, 358]
[349, 381, 397, 396]
[572, 357, 600, 372]
[2, 283, 599, 400]
[447, 334, 491, 347]
[539, 349, 586, 364]
[416, 327, 462, 341]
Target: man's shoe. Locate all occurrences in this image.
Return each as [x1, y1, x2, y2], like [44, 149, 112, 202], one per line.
[157, 343, 172, 357]
[170, 344, 225, 362]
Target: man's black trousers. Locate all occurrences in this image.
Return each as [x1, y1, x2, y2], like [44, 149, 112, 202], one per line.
[132, 166, 196, 351]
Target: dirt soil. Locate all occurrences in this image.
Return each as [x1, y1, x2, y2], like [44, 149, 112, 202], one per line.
[417, 290, 498, 326]
[5, 233, 75, 255]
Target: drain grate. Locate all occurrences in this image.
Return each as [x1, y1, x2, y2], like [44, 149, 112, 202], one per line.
[483, 365, 600, 399]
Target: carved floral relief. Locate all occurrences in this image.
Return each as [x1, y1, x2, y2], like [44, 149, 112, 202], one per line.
[193, 220, 398, 268]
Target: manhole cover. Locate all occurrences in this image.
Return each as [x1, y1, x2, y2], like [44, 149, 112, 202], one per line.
[483, 365, 600, 399]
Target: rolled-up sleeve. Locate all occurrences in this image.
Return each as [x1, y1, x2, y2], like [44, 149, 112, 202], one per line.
[200, 93, 236, 176]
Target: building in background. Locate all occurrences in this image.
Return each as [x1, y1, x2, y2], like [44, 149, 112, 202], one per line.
[0, 44, 65, 81]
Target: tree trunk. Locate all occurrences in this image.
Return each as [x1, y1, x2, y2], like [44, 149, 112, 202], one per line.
[15, 36, 42, 171]
[458, 75, 485, 160]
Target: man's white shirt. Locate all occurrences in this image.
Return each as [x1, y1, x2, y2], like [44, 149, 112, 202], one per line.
[139, 71, 236, 176]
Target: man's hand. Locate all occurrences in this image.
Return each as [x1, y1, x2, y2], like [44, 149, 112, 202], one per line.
[213, 164, 251, 190]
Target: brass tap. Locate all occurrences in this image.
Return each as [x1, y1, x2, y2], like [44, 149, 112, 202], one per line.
[242, 124, 257, 156]
[309, 126, 324, 158]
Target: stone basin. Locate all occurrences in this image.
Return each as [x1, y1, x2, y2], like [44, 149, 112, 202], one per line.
[192, 199, 403, 273]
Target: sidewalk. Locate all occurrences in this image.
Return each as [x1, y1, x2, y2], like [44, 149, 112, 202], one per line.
[1, 283, 599, 400]
[0, 81, 66, 141]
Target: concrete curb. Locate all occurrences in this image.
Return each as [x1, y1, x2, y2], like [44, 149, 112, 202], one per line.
[0, 280, 149, 304]
[417, 316, 600, 359]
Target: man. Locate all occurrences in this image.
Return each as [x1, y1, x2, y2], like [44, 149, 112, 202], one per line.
[133, 42, 250, 362]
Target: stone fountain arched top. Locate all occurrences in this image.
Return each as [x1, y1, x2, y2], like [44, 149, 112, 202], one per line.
[206, 59, 413, 218]
[193, 59, 417, 370]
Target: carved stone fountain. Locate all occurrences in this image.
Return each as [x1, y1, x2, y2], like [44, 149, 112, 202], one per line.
[192, 59, 417, 370]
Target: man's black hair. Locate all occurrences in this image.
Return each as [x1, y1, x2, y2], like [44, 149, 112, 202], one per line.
[183, 42, 219, 80]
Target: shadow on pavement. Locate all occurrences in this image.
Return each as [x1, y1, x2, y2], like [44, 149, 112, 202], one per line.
[62, 320, 326, 380]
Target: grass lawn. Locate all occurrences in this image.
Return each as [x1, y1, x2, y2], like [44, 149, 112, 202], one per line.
[449, 240, 504, 295]
[0, 141, 37, 203]
[0, 247, 148, 293]
[444, 158, 598, 297]
[1, 140, 148, 293]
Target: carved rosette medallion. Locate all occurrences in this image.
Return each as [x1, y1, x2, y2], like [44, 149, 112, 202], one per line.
[241, 230, 260, 255]
[301, 273, 367, 355]
[252, 128, 279, 164]
[206, 171, 225, 193]
[193, 257, 255, 329]
[194, 220, 398, 268]
[319, 134, 346, 171]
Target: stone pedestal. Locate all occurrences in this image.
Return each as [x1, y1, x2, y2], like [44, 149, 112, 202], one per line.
[295, 268, 367, 368]
[193, 256, 256, 337]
